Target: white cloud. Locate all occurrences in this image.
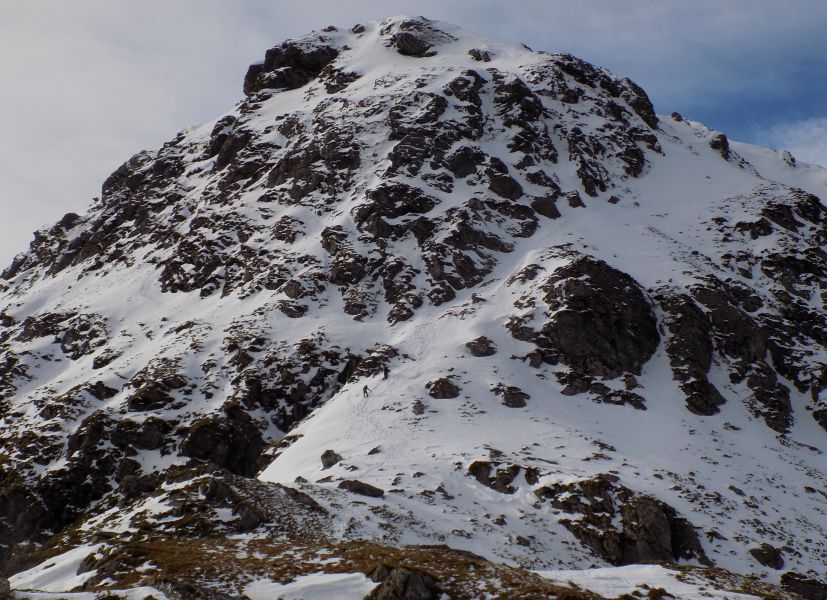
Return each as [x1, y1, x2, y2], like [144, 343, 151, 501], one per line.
[758, 118, 827, 168]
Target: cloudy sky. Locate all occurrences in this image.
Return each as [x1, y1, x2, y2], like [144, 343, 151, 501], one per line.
[1, 0, 826, 266]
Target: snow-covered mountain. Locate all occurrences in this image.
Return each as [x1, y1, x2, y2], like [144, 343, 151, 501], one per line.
[1, 16, 826, 599]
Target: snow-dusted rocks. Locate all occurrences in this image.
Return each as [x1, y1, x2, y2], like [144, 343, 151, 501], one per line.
[0, 14, 826, 598]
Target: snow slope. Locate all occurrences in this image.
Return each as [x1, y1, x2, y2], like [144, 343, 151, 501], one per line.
[0, 15, 824, 599]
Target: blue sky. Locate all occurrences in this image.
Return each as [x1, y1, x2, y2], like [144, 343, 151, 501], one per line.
[1, 0, 826, 265]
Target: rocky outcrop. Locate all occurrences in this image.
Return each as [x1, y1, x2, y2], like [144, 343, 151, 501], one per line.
[151, 579, 238, 600]
[657, 292, 726, 416]
[427, 377, 460, 399]
[467, 461, 530, 494]
[244, 40, 339, 96]
[339, 479, 385, 498]
[367, 564, 440, 600]
[320, 449, 343, 469]
[492, 384, 529, 408]
[780, 572, 827, 600]
[709, 132, 730, 160]
[382, 17, 456, 58]
[749, 543, 784, 569]
[179, 405, 265, 477]
[465, 336, 496, 357]
[535, 474, 708, 566]
[518, 256, 659, 380]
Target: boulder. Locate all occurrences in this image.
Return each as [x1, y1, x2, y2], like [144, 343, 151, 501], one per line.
[339, 479, 384, 498]
[492, 384, 529, 408]
[320, 450, 343, 469]
[749, 543, 784, 569]
[468, 48, 492, 62]
[465, 336, 496, 357]
[468, 461, 521, 494]
[531, 195, 561, 219]
[392, 32, 434, 57]
[367, 564, 440, 600]
[487, 170, 523, 200]
[278, 300, 308, 318]
[427, 378, 460, 399]
[565, 191, 585, 207]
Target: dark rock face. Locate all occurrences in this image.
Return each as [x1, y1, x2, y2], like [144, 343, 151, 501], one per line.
[87, 380, 118, 400]
[355, 183, 439, 233]
[126, 381, 177, 412]
[530, 195, 561, 219]
[659, 273, 797, 432]
[338, 479, 385, 498]
[467, 461, 522, 494]
[151, 579, 238, 600]
[15, 311, 108, 361]
[267, 124, 360, 203]
[465, 336, 496, 357]
[111, 418, 171, 451]
[619, 496, 704, 565]
[468, 48, 492, 63]
[382, 17, 456, 58]
[534, 256, 659, 379]
[367, 564, 440, 600]
[709, 133, 730, 160]
[487, 165, 523, 200]
[780, 572, 827, 600]
[427, 377, 460, 399]
[657, 292, 725, 416]
[535, 474, 708, 566]
[445, 145, 485, 178]
[244, 41, 339, 96]
[492, 384, 529, 408]
[749, 543, 784, 569]
[179, 406, 265, 477]
[392, 32, 434, 57]
[692, 280, 768, 364]
[320, 449, 343, 469]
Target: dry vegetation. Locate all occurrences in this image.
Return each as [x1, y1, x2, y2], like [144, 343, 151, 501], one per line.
[12, 529, 806, 600]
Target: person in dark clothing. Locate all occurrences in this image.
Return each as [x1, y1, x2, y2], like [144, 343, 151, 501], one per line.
[362, 385, 370, 397]
[382, 366, 389, 380]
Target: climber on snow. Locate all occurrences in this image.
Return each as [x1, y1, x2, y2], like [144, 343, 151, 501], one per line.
[363, 384, 370, 397]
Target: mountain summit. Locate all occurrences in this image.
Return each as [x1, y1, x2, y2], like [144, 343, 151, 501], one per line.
[1, 16, 826, 599]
